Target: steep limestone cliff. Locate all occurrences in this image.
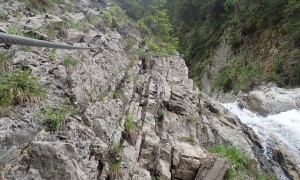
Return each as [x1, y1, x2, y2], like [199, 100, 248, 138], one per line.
[0, 0, 295, 179]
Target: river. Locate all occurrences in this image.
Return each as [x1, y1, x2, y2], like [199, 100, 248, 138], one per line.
[222, 102, 300, 164]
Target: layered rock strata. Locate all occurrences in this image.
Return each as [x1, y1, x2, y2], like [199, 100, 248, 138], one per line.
[0, 0, 291, 179]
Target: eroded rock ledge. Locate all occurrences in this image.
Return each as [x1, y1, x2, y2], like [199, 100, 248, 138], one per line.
[0, 49, 277, 179]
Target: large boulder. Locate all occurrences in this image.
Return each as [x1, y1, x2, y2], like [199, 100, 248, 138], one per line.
[195, 157, 229, 180]
[242, 87, 300, 116]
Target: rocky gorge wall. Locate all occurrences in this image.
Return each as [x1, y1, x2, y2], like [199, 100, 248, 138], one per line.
[0, 0, 298, 179]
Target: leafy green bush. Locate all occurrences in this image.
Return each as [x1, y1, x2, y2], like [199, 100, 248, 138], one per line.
[165, 0, 300, 90]
[137, 20, 150, 35]
[214, 54, 262, 92]
[124, 38, 136, 50]
[118, 0, 178, 54]
[102, 4, 127, 29]
[148, 41, 160, 52]
[0, 70, 46, 106]
[102, 12, 113, 27]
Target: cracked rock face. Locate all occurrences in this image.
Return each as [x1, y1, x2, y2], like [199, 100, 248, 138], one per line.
[0, 0, 279, 180]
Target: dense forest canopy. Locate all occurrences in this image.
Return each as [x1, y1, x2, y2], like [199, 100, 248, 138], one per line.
[116, 0, 178, 54]
[117, 0, 300, 92]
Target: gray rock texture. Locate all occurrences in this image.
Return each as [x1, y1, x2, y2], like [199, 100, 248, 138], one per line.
[0, 0, 290, 180]
[241, 86, 300, 116]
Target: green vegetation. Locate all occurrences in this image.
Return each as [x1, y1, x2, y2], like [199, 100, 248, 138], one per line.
[0, 10, 9, 20]
[7, 23, 43, 40]
[117, 0, 178, 55]
[102, 4, 127, 29]
[186, 135, 195, 143]
[23, 0, 61, 12]
[88, 91, 106, 103]
[214, 54, 262, 92]
[38, 14, 101, 39]
[96, 92, 106, 101]
[20, 46, 33, 52]
[125, 113, 135, 132]
[7, 24, 19, 35]
[113, 89, 122, 99]
[62, 3, 74, 13]
[63, 56, 80, 67]
[49, 51, 56, 61]
[151, 176, 158, 180]
[164, 0, 300, 91]
[186, 115, 194, 122]
[0, 106, 14, 118]
[84, 14, 102, 26]
[133, 75, 140, 83]
[89, 144, 96, 155]
[216, 111, 222, 118]
[109, 160, 121, 175]
[112, 144, 123, 155]
[108, 144, 123, 177]
[38, 102, 76, 132]
[38, 23, 59, 39]
[124, 37, 136, 50]
[209, 146, 275, 180]
[123, 65, 130, 81]
[0, 70, 46, 106]
[155, 109, 165, 121]
[129, 48, 150, 57]
[0, 52, 11, 76]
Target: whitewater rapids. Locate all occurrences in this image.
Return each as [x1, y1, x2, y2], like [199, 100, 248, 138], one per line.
[222, 102, 300, 163]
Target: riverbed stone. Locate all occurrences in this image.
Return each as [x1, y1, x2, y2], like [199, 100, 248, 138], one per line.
[242, 87, 300, 116]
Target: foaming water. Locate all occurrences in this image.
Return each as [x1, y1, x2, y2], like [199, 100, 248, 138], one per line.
[223, 102, 300, 162]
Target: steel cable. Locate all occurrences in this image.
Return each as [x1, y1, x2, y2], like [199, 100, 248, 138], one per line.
[0, 32, 100, 50]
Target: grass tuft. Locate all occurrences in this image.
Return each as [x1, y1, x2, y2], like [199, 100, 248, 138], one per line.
[125, 113, 135, 132]
[63, 56, 80, 67]
[209, 145, 275, 180]
[38, 101, 76, 132]
[155, 109, 165, 121]
[113, 89, 122, 99]
[0, 70, 46, 106]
